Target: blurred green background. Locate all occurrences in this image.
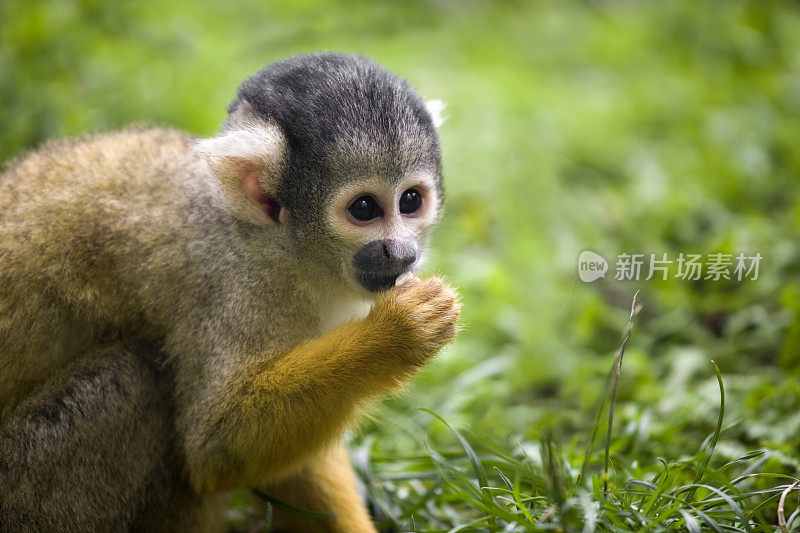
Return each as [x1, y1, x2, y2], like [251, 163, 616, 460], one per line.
[2, 0, 800, 529]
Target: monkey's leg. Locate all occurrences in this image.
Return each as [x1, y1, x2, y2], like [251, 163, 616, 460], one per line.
[184, 277, 460, 493]
[0, 342, 216, 532]
[261, 444, 375, 533]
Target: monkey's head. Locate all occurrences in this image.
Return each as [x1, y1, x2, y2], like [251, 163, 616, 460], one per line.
[196, 53, 445, 294]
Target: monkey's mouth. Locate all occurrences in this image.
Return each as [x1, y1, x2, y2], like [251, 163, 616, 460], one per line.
[354, 270, 407, 293]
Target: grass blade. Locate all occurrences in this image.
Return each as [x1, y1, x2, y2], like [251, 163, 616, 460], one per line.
[779, 481, 799, 533]
[262, 502, 273, 533]
[603, 290, 642, 495]
[684, 361, 725, 504]
[252, 488, 337, 519]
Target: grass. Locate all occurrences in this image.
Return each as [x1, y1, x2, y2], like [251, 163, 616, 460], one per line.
[348, 295, 799, 532]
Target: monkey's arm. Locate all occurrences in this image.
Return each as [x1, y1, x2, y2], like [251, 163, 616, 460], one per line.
[183, 277, 459, 493]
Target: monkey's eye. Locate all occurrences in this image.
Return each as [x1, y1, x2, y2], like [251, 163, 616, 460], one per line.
[399, 189, 423, 215]
[348, 195, 382, 222]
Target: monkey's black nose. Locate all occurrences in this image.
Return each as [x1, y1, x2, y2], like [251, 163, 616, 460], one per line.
[353, 239, 418, 292]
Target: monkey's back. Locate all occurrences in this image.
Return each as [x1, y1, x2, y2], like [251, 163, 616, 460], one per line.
[0, 127, 197, 410]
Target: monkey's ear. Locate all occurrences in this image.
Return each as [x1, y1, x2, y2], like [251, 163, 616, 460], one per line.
[194, 125, 289, 227]
[425, 100, 446, 129]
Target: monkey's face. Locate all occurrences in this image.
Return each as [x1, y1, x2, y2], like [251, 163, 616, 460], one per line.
[324, 171, 441, 293]
[196, 53, 446, 294]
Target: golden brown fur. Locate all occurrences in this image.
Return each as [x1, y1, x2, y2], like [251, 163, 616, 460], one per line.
[0, 128, 191, 410]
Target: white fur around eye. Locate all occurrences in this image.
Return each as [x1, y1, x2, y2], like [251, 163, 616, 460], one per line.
[425, 100, 446, 129]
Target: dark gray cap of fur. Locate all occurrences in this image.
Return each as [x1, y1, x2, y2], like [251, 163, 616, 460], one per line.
[228, 53, 442, 218]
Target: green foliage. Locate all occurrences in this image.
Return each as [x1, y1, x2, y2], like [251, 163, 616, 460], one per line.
[2, 0, 800, 530]
[350, 318, 799, 532]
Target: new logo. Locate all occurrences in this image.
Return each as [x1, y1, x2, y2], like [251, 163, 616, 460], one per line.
[578, 250, 608, 282]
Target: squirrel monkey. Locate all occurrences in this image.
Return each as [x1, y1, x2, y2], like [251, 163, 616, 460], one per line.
[0, 53, 459, 531]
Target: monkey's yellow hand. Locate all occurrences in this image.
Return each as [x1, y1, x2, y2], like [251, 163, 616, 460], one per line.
[368, 276, 461, 366]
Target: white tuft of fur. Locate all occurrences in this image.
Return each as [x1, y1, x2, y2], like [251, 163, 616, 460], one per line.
[425, 100, 446, 128]
[318, 294, 373, 334]
[193, 124, 284, 165]
[193, 124, 286, 227]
